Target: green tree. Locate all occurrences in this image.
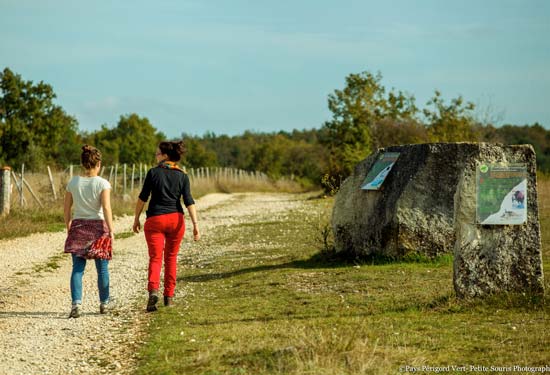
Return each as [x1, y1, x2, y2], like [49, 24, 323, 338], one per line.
[85, 114, 166, 165]
[320, 71, 417, 181]
[423, 90, 479, 142]
[181, 134, 218, 168]
[0, 67, 80, 169]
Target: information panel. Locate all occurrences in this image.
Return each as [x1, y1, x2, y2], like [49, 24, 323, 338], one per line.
[476, 163, 527, 225]
[361, 152, 400, 190]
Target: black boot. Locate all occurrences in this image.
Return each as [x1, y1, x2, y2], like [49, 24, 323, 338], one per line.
[164, 296, 173, 307]
[147, 292, 159, 312]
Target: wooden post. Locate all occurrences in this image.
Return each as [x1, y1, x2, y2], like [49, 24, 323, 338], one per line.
[0, 167, 11, 216]
[22, 177, 43, 208]
[47, 166, 57, 200]
[20, 164, 25, 207]
[100, 166, 105, 177]
[139, 163, 143, 187]
[69, 164, 73, 181]
[10, 171, 25, 205]
[131, 164, 135, 191]
[123, 164, 127, 194]
[108, 166, 114, 182]
[114, 164, 118, 192]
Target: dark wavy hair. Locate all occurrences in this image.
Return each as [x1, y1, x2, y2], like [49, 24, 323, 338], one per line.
[158, 141, 185, 162]
[81, 145, 102, 169]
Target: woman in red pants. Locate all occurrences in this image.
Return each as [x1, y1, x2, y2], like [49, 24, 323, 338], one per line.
[132, 141, 200, 312]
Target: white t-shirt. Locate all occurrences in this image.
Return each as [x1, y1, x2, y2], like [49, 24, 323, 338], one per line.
[66, 176, 112, 220]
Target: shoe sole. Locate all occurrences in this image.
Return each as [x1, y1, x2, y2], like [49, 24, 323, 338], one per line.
[146, 295, 159, 312]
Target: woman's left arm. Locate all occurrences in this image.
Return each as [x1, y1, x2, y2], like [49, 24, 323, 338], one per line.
[64, 192, 73, 231]
[100, 188, 115, 239]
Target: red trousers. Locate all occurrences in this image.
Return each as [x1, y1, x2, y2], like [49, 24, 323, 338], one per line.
[144, 212, 185, 297]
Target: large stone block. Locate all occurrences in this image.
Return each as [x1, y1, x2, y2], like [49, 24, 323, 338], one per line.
[332, 143, 476, 258]
[331, 142, 544, 297]
[453, 145, 544, 297]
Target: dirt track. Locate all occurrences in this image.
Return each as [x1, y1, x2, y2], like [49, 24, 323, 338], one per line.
[0, 193, 305, 375]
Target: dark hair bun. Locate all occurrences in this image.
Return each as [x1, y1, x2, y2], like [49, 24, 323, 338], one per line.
[174, 141, 185, 155]
[159, 141, 185, 162]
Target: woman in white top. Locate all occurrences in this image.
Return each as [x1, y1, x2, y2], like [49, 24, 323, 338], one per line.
[64, 145, 114, 318]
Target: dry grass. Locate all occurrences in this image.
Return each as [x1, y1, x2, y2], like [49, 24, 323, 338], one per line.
[0, 168, 306, 239]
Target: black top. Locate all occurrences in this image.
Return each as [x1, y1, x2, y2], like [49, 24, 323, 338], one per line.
[138, 166, 195, 218]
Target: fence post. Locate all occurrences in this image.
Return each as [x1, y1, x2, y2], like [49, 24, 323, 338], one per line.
[123, 164, 127, 194]
[114, 164, 118, 192]
[69, 164, 73, 181]
[20, 164, 25, 207]
[131, 164, 135, 191]
[22, 177, 43, 208]
[0, 166, 11, 216]
[11, 171, 25, 206]
[139, 163, 143, 187]
[47, 166, 57, 200]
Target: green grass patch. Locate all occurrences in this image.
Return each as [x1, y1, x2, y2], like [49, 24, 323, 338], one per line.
[32, 252, 65, 274]
[116, 231, 135, 239]
[136, 195, 550, 374]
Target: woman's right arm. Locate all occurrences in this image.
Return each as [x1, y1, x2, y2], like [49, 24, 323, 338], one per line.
[64, 192, 73, 231]
[133, 199, 146, 233]
[134, 170, 152, 233]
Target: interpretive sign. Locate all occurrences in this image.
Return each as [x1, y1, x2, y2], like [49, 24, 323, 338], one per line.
[476, 163, 527, 225]
[361, 152, 400, 190]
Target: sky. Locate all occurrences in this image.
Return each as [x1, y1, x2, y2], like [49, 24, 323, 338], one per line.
[1, 0, 549, 138]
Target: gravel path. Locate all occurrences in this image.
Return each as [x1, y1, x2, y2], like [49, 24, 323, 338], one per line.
[0, 192, 307, 375]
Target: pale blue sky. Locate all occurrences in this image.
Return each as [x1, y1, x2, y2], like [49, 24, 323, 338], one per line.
[1, 0, 549, 137]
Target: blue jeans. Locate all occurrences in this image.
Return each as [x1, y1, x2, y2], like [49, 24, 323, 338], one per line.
[70, 254, 110, 304]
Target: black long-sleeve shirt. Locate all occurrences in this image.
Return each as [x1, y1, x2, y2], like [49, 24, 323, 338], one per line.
[138, 167, 195, 218]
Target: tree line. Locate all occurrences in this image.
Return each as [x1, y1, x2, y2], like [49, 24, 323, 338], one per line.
[1, 67, 549, 188]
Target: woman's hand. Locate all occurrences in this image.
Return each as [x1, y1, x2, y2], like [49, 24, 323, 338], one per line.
[133, 218, 141, 233]
[193, 224, 200, 241]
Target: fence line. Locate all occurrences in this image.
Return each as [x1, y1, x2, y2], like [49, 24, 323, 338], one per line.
[0, 164, 272, 211]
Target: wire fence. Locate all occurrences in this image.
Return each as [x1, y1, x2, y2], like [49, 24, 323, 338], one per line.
[0, 163, 272, 215]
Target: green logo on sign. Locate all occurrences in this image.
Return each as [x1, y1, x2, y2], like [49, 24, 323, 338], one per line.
[480, 164, 489, 173]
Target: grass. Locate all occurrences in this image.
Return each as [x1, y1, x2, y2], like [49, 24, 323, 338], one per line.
[32, 252, 65, 274]
[135, 189, 550, 375]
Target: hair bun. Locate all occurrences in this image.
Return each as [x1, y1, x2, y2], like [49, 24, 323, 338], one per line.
[174, 141, 185, 154]
[82, 145, 93, 152]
